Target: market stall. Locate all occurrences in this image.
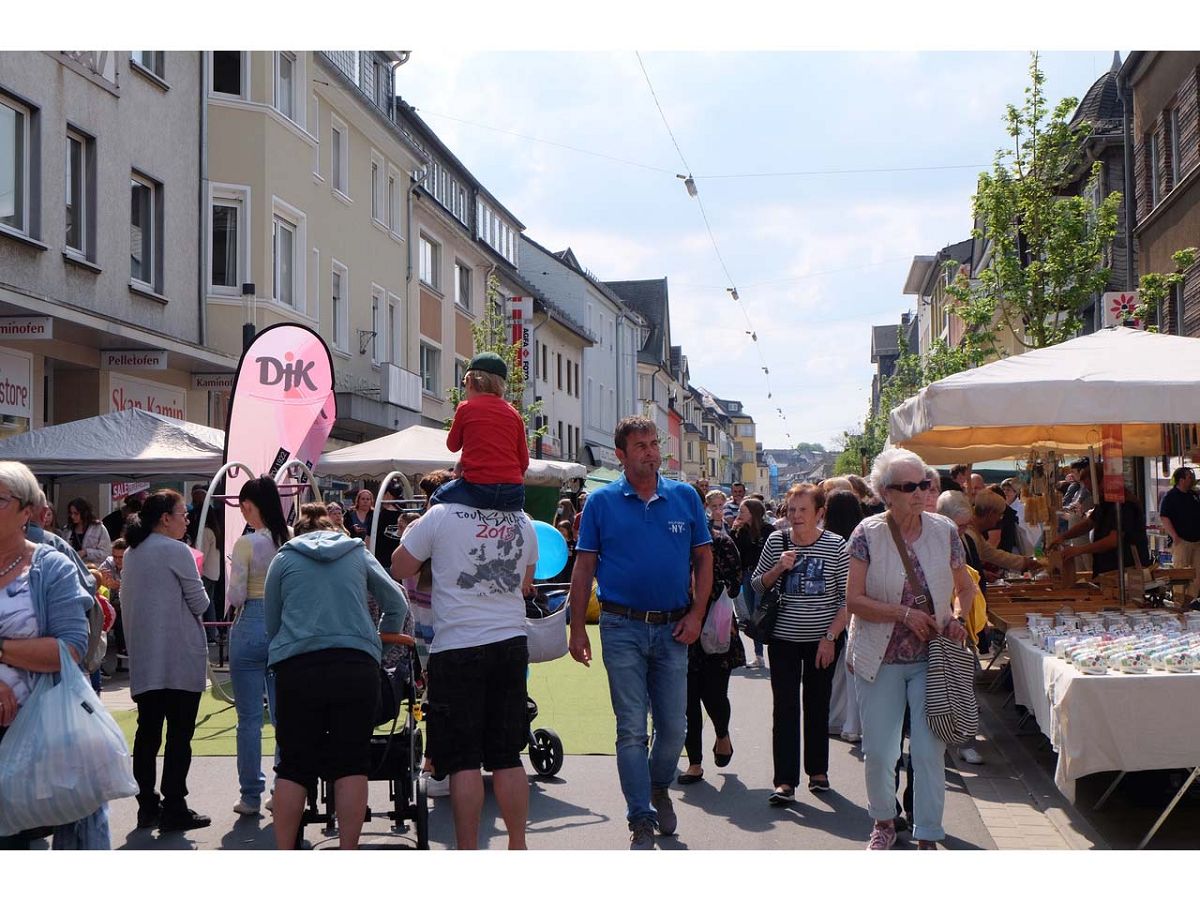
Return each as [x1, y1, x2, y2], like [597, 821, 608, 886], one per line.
[0, 407, 225, 479]
[1006, 624, 1200, 848]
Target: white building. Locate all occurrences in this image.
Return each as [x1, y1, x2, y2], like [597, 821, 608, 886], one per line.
[519, 236, 644, 468]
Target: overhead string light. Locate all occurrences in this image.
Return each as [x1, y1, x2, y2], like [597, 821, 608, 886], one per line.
[637, 51, 793, 442]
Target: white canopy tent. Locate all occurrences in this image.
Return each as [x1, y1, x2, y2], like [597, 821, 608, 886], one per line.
[317, 424, 586, 485]
[0, 408, 226, 480]
[889, 327, 1200, 465]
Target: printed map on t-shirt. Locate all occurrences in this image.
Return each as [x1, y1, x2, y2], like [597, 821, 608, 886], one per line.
[399, 504, 538, 654]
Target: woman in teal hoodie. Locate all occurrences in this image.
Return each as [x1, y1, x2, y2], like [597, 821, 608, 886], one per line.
[264, 503, 408, 850]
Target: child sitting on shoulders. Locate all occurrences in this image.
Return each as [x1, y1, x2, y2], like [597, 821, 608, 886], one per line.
[431, 352, 529, 512]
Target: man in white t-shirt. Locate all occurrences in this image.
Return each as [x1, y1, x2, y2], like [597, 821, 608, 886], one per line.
[392, 503, 537, 850]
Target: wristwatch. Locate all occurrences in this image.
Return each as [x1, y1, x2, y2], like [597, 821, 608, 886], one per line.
[823, 630, 836, 642]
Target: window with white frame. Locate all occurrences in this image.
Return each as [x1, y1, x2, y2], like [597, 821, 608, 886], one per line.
[387, 167, 400, 233]
[419, 234, 439, 289]
[273, 215, 296, 306]
[210, 51, 245, 97]
[271, 198, 309, 314]
[65, 128, 95, 258]
[370, 150, 385, 223]
[388, 294, 401, 366]
[130, 171, 162, 290]
[210, 187, 249, 293]
[274, 52, 298, 123]
[331, 261, 348, 352]
[454, 261, 471, 311]
[1, 95, 31, 235]
[130, 51, 164, 78]
[330, 119, 348, 195]
[371, 287, 382, 363]
[420, 342, 440, 394]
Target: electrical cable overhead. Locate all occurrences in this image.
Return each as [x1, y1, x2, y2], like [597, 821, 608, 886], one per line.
[635, 51, 792, 445]
[417, 108, 986, 181]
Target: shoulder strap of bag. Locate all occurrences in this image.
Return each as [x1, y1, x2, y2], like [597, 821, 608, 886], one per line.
[886, 511, 933, 614]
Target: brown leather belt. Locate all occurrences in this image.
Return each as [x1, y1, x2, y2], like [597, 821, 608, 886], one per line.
[600, 601, 689, 624]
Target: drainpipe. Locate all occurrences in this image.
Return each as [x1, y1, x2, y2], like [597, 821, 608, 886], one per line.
[198, 52, 209, 352]
[1118, 62, 1138, 294]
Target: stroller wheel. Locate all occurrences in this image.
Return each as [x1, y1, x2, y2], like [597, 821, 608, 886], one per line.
[415, 773, 430, 850]
[529, 728, 564, 777]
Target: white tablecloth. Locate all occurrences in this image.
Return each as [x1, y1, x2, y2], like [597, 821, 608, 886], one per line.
[1006, 629, 1200, 801]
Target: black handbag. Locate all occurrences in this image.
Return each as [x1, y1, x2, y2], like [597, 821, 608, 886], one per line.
[744, 533, 790, 644]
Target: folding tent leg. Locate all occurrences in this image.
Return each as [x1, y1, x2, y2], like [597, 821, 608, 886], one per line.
[1093, 771, 1126, 810]
[1137, 767, 1200, 850]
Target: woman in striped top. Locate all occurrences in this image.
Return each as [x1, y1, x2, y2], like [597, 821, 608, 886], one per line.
[751, 482, 849, 805]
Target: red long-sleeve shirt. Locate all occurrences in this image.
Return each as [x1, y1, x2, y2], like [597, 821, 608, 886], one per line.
[446, 392, 529, 484]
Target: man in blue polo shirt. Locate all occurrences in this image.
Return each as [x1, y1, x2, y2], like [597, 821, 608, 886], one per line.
[568, 416, 713, 850]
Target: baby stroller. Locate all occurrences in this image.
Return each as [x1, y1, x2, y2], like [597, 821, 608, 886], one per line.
[524, 583, 570, 778]
[297, 614, 429, 849]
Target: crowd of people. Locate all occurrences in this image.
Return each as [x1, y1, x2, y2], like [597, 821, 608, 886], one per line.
[1, 343, 1182, 851]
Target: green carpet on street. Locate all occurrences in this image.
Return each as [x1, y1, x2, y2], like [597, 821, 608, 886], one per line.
[113, 625, 617, 757]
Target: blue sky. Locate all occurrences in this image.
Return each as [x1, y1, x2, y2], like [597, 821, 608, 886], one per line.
[397, 50, 1126, 450]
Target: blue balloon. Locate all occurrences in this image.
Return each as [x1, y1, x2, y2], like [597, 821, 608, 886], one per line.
[532, 519, 569, 579]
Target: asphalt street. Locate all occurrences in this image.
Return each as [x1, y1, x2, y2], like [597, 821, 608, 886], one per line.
[102, 664, 994, 850]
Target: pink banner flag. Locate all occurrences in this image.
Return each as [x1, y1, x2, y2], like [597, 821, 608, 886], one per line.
[222, 324, 335, 583]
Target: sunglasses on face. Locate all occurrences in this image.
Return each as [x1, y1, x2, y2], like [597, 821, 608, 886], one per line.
[888, 480, 933, 494]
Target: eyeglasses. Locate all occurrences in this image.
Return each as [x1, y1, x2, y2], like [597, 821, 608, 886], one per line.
[888, 480, 933, 494]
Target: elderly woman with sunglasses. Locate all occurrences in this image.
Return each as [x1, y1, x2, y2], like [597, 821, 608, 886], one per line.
[845, 449, 977, 850]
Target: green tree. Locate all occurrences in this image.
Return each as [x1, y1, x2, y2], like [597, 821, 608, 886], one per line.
[1133, 247, 1198, 330]
[793, 441, 826, 454]
[446, 274, 544, 441]
[945, 52, 1122, 356]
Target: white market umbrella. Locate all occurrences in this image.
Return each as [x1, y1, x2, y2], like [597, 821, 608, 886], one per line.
[889, 327, 1200, 465]
[317, 424, 585, 486]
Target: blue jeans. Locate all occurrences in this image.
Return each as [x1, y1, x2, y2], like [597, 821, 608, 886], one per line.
[856, 661, 947, 841]
[229, 600, 277, 805]
[742, 575, 763, 657]
[599, 612, 688, 828]
[430, 478, 525, 512]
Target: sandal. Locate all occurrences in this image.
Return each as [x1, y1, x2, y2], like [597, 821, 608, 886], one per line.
[676, 769, 704, 785]
[768, 786, 795, 806]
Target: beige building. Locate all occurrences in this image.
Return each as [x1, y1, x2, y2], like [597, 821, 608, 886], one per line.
[203, 51, 426, 444]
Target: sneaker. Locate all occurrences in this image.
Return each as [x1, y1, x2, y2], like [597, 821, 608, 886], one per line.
[233, 799, 261, 816]
[918, 840, 938, 850]
[768, 786, 795, 807]
[136, 806, 160, 830]
[159, 808, 212, 833]
[866, 821, 897, 850]
[629, 819, 656, 850]
[650, 787, 676, 836]
[959, 747, 984, 765]
[424, 774, 451, 797]
[840, 731, 862, 743]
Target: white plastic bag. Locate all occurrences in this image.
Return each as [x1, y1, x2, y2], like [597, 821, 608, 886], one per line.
[526, 607, 568, 663]
[0, 641, 138, 836]
[700, 593, 734, 655]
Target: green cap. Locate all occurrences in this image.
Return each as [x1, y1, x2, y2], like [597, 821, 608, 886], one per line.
[467, 352, 508, 380]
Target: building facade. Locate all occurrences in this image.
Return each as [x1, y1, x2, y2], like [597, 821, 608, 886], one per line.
[1122, 51, 1200, 336]
[0, 50, 233, 525]
[518, 237, 643, 467]
[203, 50, 426, 445]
